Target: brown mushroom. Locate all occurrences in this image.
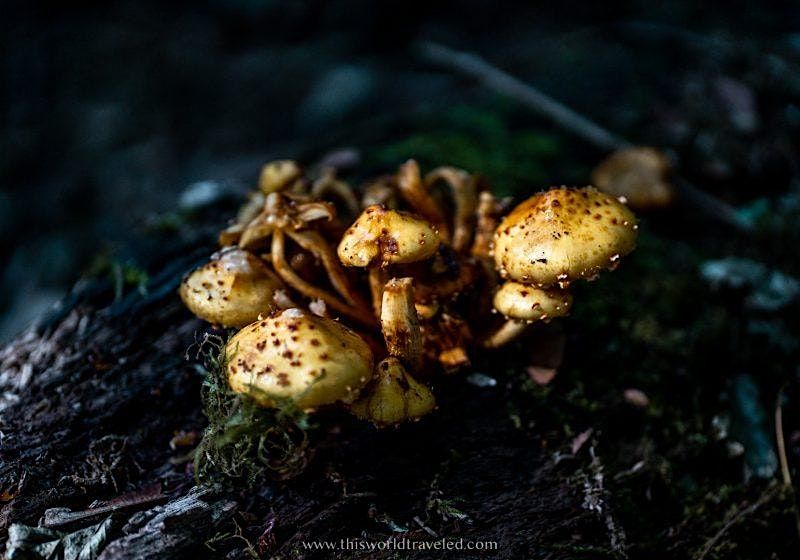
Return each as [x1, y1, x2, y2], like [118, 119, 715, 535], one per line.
[592, 147, 674, 210]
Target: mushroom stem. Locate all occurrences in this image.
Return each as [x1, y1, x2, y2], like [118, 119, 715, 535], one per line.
[471, 191, 502, 260]
[482, 319, 529, 348]
[397, 160, 451, 241]
[413, 259, 477, 304]
[361, 179, 397, 209]
[368, 267, 388, 318]
[285, 229, 372, 314]
[271, 229, 377, 328]
[380, 277, 423, 370]
[310, 167, 361, 217]
[424, 167, 478, 253]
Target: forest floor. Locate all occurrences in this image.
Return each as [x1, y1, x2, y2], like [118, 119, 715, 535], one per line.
[3, 11, 800, 559]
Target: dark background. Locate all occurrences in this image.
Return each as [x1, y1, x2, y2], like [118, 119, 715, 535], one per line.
[4, 3, 800, 558]
[3, 0, 799, 339]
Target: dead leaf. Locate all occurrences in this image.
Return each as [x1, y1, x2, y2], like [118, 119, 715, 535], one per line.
[527, 366, 557, 386]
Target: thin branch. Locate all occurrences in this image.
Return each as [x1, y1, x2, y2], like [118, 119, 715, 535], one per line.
[775, 385, 800, 537]
[695, 485, 778, 560]
[418, 41, 627, 152]
[416, 41, 754, 233]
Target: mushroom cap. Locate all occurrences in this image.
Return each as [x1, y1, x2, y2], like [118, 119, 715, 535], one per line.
[493, 281, 572, 321]
[180, 248, 283, 327]
[258, 160, 302, 194]
[592, 147, 674, 210]
[226, 308, 374, 410]
[337, 205, 440, 267]
[349, 357, 435, 427]
[493, 186, 637, 287]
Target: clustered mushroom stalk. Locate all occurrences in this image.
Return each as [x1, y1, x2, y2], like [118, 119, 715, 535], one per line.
[181, 158, 638, 427]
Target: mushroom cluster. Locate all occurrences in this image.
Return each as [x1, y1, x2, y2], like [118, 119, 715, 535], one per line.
[181, 159, 638, 427]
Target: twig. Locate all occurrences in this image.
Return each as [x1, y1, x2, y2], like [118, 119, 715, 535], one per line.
[418, 40, 627, 152]
[416, 41, 754, 233]
[42, 483, 167, 529]
[775, 385, 800, 537]
[695, 485, 778, 560]
[776, 387, 792, 487]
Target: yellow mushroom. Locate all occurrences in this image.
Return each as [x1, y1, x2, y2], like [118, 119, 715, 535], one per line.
[337, 205, 440, 268]
[487, 186, 637, 347]
[349, 357, 435, 427]
[592, 147, 674, 210]
[258, 160, 303, 194]
[338, 205, 440, 317]
[493, 281, 572, 321]
[180, 248, 284, 328]
[493, 186, 638, 288]
[484, 282, 572, 348]
[226, 308, 374, 410]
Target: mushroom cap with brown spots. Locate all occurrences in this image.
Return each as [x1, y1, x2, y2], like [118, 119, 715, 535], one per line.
[337, 205, 440, 267]
[226, 308, 374, 410]
[179, 248, 284, 327]
[349, 357, 435, 427]
[493, 186, 637, 287]
[592, 147, 674, 210]
[493, 281, 572, 321]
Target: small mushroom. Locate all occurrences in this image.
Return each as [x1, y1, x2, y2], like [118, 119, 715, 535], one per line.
[258, 160, 303, 194]
[423, 166, 478, 253]
[493, 281, 572, 322]
[484, 282, 572, 348]
[226, 308, 373, 409]
[493, 186, 638, 288]
[310, 167, 360, 217]
[219, 191, 266, 246]
[337, 205, 440, 268]
[233, 192, 375, 327]
[397, 160, 450, 241]
[338, 205, 440, 317]
[349, 357, 435, 427]
[180, 248, 284, 327]
[361, 178, 398, 209]
[592, 147, 674, 210]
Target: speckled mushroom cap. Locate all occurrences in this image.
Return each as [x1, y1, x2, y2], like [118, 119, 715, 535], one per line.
[180, 248, 284, 327]
[349, 357, 435, 427]
[337, 205, 440, 267]
[493, 281, 572, 321]
[493, 187, 637, 287]
[226, 308, 374, 410]
[591, 147, 674, 210]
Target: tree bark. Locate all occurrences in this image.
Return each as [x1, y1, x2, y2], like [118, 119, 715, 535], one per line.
[0, 217, 616, 559]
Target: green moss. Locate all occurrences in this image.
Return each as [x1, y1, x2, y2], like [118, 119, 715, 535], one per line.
[370, 104, 563, 196]
[86, 254, 149, 300]
[192, 333, 312, 486]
